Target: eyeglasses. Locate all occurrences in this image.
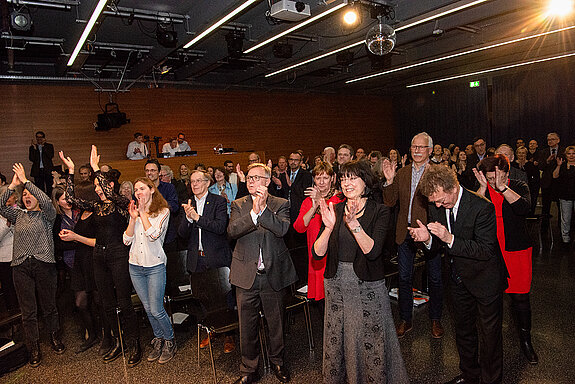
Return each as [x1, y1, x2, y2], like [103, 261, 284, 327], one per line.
[410, 145, 430, 151]
[247, 175, 270, 182]
[190, 179, 208, 184]
[288, 158, 300, 162]
[340, 175, 360, 183]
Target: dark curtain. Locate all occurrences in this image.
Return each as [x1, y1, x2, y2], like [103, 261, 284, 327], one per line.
[491, 62, 575, 147]
[393, 79, 489, 152]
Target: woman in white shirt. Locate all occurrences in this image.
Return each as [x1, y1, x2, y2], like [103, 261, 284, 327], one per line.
[123, 177, 176, 364]
[0, 185, 18, 310]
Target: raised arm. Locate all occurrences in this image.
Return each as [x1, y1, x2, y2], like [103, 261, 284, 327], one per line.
[13, 163, 56, 222]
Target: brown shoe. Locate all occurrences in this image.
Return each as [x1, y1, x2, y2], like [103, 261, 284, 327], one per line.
[223, 335, 235, 354]
[396, 320, 412, 338]
[199, 335, 210, 349]
[431, 320, 444, 339]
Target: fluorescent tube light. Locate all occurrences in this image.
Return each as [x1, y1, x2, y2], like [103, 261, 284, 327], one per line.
[183, 0, 260, 49]
[346, 24, 575, 84]
[67, 0, 108, 66]
[265, 0, 490, 78]
[244, 2, 347, 54]
[406, 52, 575, 88]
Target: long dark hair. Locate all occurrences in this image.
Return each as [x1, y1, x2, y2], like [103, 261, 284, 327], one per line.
[338, 160, 376, 199]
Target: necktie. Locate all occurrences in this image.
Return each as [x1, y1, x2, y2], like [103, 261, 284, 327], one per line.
[552, 148, 557, 156]
[448, 208, 462, 284]
[449, 208, 456, 231]
[290, 172, 296, 184]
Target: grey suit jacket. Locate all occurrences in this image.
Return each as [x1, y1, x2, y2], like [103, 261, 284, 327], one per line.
[227, 194, 298, 291]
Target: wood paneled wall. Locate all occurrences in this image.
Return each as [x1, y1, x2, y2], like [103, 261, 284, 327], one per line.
[0, 85, 395, 179]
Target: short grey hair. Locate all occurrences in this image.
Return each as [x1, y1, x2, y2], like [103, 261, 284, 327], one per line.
[160, 165, 173, 179]
[247, 163, 271, 178]
[411, 132, 433, 148]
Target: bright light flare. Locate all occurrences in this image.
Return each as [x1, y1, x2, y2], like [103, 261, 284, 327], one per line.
[343, 10, 358, 25]
[546, 0, 574, 17]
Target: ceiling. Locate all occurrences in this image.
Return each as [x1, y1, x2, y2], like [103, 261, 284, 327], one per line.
[1, 0, 575, 95]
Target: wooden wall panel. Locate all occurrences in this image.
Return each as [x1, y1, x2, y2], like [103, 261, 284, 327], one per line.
[0, 85, 395, 180]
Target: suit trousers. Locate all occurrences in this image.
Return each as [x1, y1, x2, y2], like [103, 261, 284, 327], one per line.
[33, 168, 53, 197]
[451, 278, 503, 384]
[12, 257, 60, 348]
[236, 274, 286, 374]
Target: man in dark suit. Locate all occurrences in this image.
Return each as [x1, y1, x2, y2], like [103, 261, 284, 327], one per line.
[273, 152, 312, 283]
[29, 131, 54, 195]
[382, 132, 444, 338]
[538, 132, 562, 221]
[228, 163, 298, 384]
[467, 137, 488, 169]
[178, 170, 234, 353]
[409, 165, 506, 384]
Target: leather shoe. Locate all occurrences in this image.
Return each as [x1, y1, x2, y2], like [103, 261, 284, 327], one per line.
[396, 320, 412, 338]
[232, 372, 260, 384]
[224, 335, 235, 353]
[271, 364, 290, 383]
[103, 337, 122, 363]
[444, 375, 479, 384]
[200, 334, 211, 349]
[127, 339, 142, 368]
[50, 331, 66, 354]
[29, 342, 41, 368]
[431, 320, 445, 339]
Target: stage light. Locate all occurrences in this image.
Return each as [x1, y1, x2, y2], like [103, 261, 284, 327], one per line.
[343, 9, 359, 25]
[10, 10, 32, 31]
[546, 0, 574, 17]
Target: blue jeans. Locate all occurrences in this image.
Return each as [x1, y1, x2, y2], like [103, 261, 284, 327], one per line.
[129, 263, 174, 340]
[398, 233, 443, 322]
[559, 199, 575, 242]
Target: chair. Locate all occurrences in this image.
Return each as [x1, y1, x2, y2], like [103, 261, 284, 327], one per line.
[193, 267, 238, 384]
[284, 284, 314, 351]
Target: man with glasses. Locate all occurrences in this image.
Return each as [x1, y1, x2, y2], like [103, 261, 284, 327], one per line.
[228, 163, 297, 384]
[467, 137, 488, 168]
[29, 131, 55, 195]
[145, 159, 179, 246]
[382, 132, 444, 339]
[274, 152, 312, 282]
[409, 165, 505, 384]
[179, 170, 234, 353]
[538, 132, 563, 221]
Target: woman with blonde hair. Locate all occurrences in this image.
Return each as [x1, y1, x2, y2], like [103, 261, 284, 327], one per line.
[123, 177, 176, 364]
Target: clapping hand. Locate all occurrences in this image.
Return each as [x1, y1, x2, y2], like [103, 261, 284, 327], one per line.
[381, 158, 397, 183]
[557, 157, 564, 167]
[236, 163, 245, 183]
[408, 220, 431, 243]
[494, 166, 508, 192]
[318, 199, 336, 230]
[12, 163, 28, 185]
[427, 221, 452, 244]
[128, 200, 139, 220]
[472, 168, 488, 189]
[59, 151, 75, 173]
[182, 199, 199, 221]
[252, 186, 268, 214]
[90, 145, 101, 172]
[59, 229, 77, 242]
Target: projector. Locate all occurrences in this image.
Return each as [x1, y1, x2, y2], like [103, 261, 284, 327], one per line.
[271, 0, 311, 21]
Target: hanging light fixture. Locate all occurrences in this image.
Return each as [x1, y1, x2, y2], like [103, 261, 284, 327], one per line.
[365, 16, 395, 56]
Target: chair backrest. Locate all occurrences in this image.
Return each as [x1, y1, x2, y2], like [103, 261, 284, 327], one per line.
[190, 266, 233, 320]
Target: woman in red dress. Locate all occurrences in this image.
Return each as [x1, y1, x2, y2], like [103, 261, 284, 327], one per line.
[293, 162, 342, 309]
[474, 154, 538, 364]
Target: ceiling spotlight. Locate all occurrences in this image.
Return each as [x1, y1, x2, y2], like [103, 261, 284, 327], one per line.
[10, 10, 33, 31]
[226, 30, 245, 58]
[156, 24, 178, 48]
[365, 17, 395, 56]
[343, 9, 359, 25]
[160, 65, 172, 74]
[546, 0, 574, 17]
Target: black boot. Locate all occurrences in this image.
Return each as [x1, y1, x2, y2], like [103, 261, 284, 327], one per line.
[517, 309, 539, 364]
[76, 308, 99, 354]
[102, 336, 122, 363]
[127, 338, 142, 368]
[29, 341, 42, 368]
[50, 331, 66, 354]
[99, 322, 113, 356]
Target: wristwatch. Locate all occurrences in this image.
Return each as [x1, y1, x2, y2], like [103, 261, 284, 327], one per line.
[499, 186, 508, 193]
[350, 225, 362, 233]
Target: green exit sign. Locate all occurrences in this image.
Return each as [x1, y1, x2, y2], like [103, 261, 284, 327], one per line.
[469, 81, 481, 88]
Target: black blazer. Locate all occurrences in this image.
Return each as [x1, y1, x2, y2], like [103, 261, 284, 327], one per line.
[29, 143, 54, 177]
[428, 187, 507, 298]
[178, 192, 232, 273]
[538, 146, 563, 188]
[313, 198, 391, 281]
[483, 179, 531, 252]
[276, 169, 313, 223]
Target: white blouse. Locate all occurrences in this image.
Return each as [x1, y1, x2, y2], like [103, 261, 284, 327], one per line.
[0, 216, 14, 263]
[123, 208, 170, 267]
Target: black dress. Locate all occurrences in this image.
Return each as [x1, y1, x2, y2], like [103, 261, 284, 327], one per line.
[69, 213, 97, 292]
